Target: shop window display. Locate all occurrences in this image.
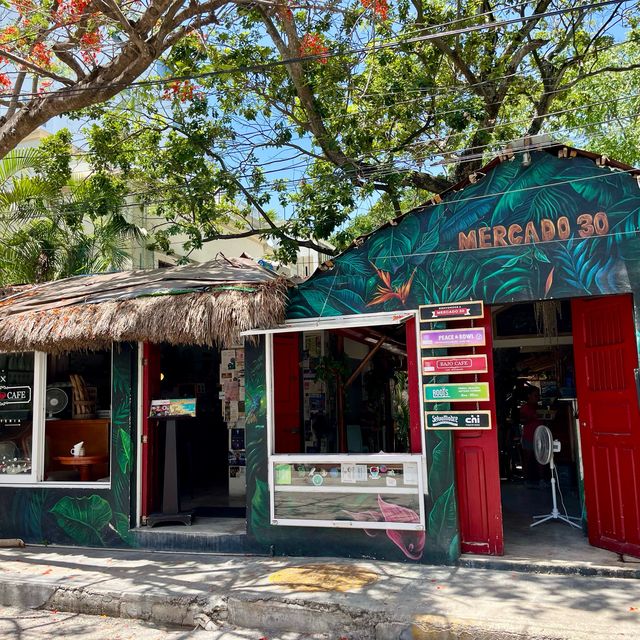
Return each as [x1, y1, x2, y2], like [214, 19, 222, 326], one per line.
[44, 350, 111, 482]
[0, 349, 111, 484]
[0, 352, 35, 476]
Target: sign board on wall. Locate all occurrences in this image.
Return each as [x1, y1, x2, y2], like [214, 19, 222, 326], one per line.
[0, 386, 31, 406]
[419, 301, 484, 323]
[420, 327, 486, 348]
[424, 382, 490, 402]
[418, 300, 493, 430]
[422, 354, 488, 375]
[425, 411, 492, 430]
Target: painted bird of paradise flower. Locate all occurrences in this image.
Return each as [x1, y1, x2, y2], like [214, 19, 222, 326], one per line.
[367, 264, 417, 306]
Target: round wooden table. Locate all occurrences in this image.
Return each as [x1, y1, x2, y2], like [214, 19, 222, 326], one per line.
[53, 455, 108, 481]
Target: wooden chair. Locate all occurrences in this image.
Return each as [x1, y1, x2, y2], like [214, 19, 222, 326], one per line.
[69, 374, 97, 419]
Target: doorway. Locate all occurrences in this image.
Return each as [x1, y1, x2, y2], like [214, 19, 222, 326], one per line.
[142, 343, 245, 523]
[492, 300, 585, 557]
[491, 296, 640, 562]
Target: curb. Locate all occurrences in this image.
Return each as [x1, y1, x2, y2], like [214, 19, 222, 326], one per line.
[458, 555, 640, 580]
[0, 575, 601, 640]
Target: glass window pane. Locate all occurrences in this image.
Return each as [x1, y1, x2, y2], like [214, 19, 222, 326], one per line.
[274, 492, 422, 524]
[0, 352, 34, 477]
[44, 350, 111, 482]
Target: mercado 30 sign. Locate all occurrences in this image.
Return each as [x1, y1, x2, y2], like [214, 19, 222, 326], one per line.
[457, 211, 610, 250]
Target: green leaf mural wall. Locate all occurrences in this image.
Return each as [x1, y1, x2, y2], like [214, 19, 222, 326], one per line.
[0, 343, 137, 547]
[289, 152, 640, 319]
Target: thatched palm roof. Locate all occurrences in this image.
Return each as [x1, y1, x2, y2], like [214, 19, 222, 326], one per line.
[0, 257, 289, 352]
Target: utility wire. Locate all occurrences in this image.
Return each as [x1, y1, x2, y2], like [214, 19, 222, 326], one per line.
[0, 0, 631, 101]
[5, 79, 640, 167]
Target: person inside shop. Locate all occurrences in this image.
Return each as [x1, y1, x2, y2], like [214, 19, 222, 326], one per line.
[519, 385, 548, 488]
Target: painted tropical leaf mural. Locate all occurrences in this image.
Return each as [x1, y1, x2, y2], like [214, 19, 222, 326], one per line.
[289, 150, 640, 319]
[50, 495, 113, 546]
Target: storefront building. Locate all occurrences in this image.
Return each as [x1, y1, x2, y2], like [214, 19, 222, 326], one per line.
[244, 144, 640, 564]
[0, 258, 288, 549]
[1, 145, 639, 565]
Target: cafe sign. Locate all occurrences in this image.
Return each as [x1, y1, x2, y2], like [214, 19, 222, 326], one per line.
[421, 327, 486, 348]
[422, 354, 488, 375]
[425, 410, 492, 430]
[424, 382, 490, 402]
[0, 385, 32, 407]
[419, 301, 484, 322]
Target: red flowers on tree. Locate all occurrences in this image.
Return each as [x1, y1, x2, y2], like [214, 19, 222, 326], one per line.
[0, 73, 11, 93]
[30, 42, 52, 67]
[299, 33, 329, 63]
[162, 79, 201, 102]
[360, 0, 390, 21]
[79, 30, 101, 64]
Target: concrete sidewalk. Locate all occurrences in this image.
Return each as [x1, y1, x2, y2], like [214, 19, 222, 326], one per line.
[0, 546, 639, 639]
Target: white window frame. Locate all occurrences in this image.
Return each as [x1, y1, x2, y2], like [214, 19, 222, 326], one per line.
[0, 348, 112, 489]
[247, 311, 428, 530]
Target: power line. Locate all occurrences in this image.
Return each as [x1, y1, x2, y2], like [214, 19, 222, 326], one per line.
[6, 77, 640, 168]
[0, 0, 631, 101]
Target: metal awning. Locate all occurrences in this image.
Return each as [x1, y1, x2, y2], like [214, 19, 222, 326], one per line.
[241, 310, 416, 336]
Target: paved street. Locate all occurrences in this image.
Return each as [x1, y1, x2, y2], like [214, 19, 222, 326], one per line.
[0, 606, 328, 640]
[0, 546, 639, 639]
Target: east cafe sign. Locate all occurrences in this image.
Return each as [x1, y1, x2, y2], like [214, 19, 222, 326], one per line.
[0, 373, 31, 407]
[457, 211, 610, 250]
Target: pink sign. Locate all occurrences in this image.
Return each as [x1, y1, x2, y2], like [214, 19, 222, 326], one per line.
[422, 354, 488, 375]
[421, 327, 486, 348]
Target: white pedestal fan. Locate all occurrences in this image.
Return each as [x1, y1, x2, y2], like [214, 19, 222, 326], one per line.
[530, 425, 582, 529]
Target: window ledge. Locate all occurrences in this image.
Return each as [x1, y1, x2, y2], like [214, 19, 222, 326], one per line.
[0, 481, 111, 490]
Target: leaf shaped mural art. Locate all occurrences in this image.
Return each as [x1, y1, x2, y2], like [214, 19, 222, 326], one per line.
[111, 512, 134, 545]
[367, 215, 419, 274]
[118, 428, 132, 476]
[427, 484, 458, 561]
[487, 154, 565, 226]
[50, 495, 113, 546]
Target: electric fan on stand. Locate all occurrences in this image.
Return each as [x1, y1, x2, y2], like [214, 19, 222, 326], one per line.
[46, 388, 68, 418]
[530, 424, 581, 529]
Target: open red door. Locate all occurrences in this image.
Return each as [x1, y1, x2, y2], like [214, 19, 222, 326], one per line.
[273, 333, 302, 453]
[453, 309, 504, 555]
[572, 295, 640, 557]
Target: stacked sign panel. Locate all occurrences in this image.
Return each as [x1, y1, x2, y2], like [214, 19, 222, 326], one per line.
[418, 301, 492, 431]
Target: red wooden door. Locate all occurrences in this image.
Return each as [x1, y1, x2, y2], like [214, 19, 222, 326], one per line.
[273, 334, 302, 453]
[141, 342, 161, 519]
[453, 309, 504, 555]
[572, 295, 640, 556]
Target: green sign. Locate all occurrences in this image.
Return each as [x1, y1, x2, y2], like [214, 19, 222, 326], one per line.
[424, 382, 490, 403]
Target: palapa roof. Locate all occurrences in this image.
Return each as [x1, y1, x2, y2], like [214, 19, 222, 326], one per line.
[0, 256, 289, 352]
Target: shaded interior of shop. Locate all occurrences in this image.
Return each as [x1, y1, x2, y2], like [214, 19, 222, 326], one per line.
[148, 344, 245, 520]
[492, 301, 587, 557]
[273, 323, 412, 455]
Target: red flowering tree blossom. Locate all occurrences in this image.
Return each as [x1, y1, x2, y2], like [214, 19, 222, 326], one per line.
[0, 0, 265, 158]
[360, 0, 389, 21]
[299, 33, 329, 63]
